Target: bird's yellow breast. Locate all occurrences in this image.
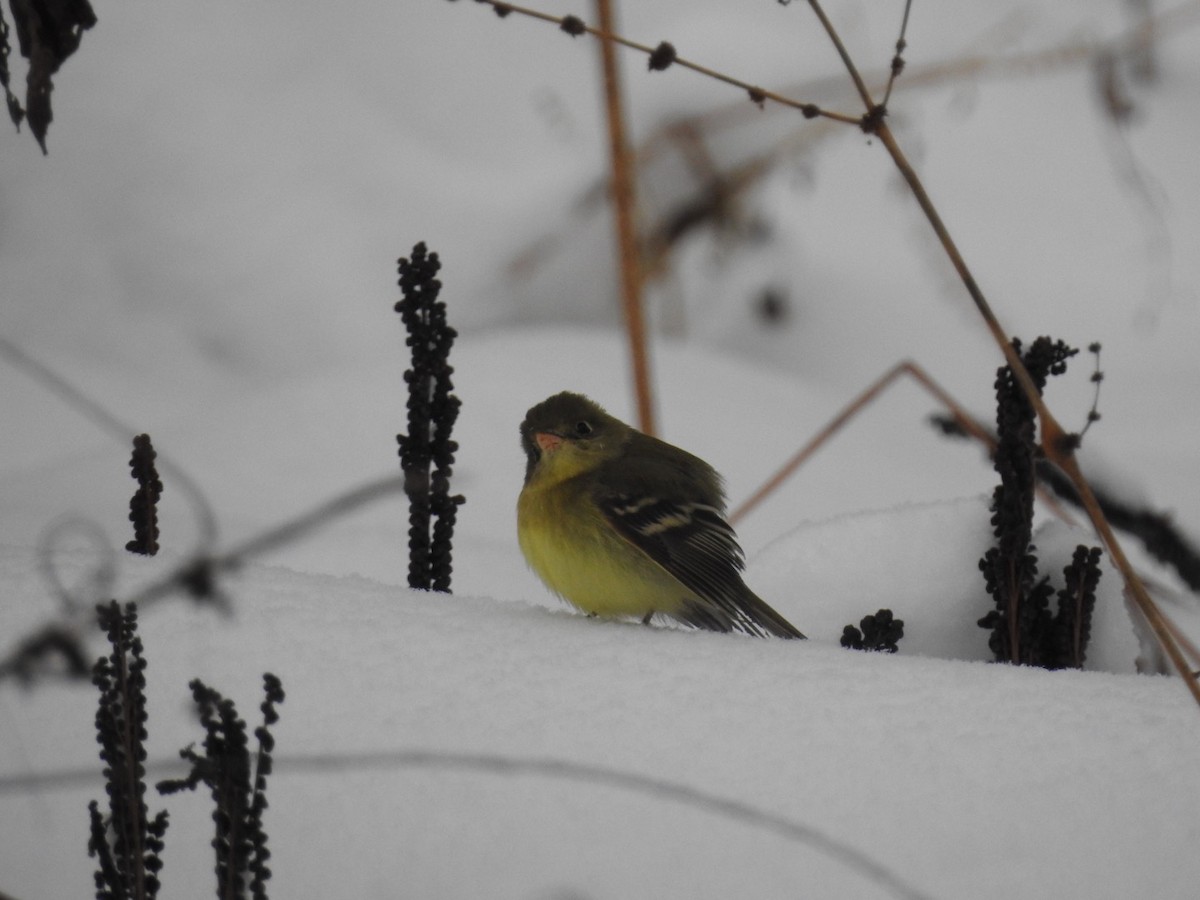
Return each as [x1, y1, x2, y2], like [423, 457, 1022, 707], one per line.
[517, 473, 684, 619]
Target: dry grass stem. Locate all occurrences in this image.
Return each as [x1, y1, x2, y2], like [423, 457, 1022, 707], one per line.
[593, 0, 655, 435]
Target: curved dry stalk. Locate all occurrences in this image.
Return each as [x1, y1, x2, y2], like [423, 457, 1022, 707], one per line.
[728, 359, 1081, 527]
[729, 361, 990, 525]
[802, 0, 1200, 705]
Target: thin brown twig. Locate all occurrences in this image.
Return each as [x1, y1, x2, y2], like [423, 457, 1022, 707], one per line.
[470, 0, 861, 125]
[805, 0, 875, 113]
[593, 0, 655, 435]
[1162, 608, 1200, 673]
[730, 361, 989, 525]
[881, 0, 914, 108]
[1054, 450, 1200, 702]
[1120, 579, 1200, 675]
[627, 0, 1200, 178]
[721, 360, 1089, 528]
[802, 0, 1200, 706]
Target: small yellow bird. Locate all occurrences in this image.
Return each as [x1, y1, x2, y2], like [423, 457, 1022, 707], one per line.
[517, 391, 805, 639]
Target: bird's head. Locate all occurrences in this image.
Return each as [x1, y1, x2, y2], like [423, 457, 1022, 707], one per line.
[520, 391, 630, 484]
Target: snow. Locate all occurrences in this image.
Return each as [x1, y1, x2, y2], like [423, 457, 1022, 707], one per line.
[3, 1, 1200, 898]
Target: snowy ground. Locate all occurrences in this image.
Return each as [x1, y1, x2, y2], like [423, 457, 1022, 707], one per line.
[3, 1, 1200, 898]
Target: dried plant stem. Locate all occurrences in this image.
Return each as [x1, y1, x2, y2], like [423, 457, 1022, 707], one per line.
[804, 0, 1200, 705]
[880, 0, 913, 108]
[728, 359, 1091, 529]
[730, 361, 989, 525]
[593, 0, 655, 435]
[1055, 451, 1200, 700]
[805, 0, 874, 110]
[1162, 610, 1200, 673]
[472, 0, 860, 125]
[1120, 585, 1200, 674]
[630, 1, 1200, 187]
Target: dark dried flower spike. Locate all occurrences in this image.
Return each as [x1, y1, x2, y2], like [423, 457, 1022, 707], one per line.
[841, 609, 904, 652]
[396, 243, 442, 589]
[840, 623, 864, 650]
[1051, 546, 1102, 669]
[248, 674, 284, 900]
[88, 601, 168, 899]
[158, 674, 281, 899]
[127, 433, 163, 556]
[861, 609, 904, 652]
[396, 242, 465, 593]
[977, 338, 1048, 664]
[977, 337, 1102, 670]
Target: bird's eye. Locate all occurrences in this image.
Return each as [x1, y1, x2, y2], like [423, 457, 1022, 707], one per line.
[574, 421, 593, 437]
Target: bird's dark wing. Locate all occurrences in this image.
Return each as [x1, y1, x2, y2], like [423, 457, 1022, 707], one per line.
[592, 452, 803, 638]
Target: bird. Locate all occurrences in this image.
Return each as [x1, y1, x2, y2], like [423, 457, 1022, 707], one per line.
[517, 391, 805, 639]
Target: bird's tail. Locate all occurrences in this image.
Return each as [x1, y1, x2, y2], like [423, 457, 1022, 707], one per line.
[678, 589, 806, 639]
[741, 590, 806, 639]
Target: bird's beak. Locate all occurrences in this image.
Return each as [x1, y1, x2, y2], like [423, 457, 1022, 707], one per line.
[535, 432, 563, 454]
